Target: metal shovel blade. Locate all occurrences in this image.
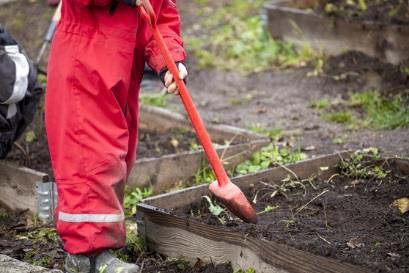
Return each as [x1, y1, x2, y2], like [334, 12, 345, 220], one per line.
[209, 180, 258, 224]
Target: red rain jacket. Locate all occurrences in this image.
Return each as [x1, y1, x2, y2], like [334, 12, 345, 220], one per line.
[45, 0, 186, 254]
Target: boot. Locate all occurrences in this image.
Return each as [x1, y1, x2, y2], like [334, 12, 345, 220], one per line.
[64, 250, 140, 273]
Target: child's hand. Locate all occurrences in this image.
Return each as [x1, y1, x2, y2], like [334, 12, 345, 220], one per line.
[163, 63, 188, 95]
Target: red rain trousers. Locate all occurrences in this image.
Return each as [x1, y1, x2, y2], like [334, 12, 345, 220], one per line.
[45, 0, 186, 254]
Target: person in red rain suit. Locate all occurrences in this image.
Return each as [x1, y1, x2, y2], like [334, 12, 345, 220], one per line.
[45, 0, 187, 272]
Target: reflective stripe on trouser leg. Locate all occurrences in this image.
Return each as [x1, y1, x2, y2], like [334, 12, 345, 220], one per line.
[58, 211, 125, 223]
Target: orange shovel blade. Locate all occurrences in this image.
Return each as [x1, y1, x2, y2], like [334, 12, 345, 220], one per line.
[209, 180, 258, 224]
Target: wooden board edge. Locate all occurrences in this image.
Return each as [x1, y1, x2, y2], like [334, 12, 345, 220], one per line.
[128, 139, 270, 190]
[0, 161, 49, 213]
[141, 151, 351, 209]
[139, 105, 266, 142]
[264, 1, 409, 64]
[138, 210, 370, 273]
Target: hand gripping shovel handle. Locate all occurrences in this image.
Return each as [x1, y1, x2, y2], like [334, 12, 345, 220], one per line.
[138, 1, 229, 187]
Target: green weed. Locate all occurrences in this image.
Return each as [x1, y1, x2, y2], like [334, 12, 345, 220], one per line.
[401, 66, 409, 76]
[257, 205, 279, 215]
[140, 93, 168, 108]
[235, 144, 307, 175]
[0, 210, 8, 221]
[185, 0, 323, 73]
[18, 227, 58, 243]
[124, 187, 153, 216]
[314, 91, 409, 129]
[24, 251, 53, 267]
[349, 91, 409, 129]
[322, 111, 354, 124]
[235, 268, 256, 273]
[332, 136, 346, 144]
[228, 94, 253, 106]
[203, 195, 227, 224]
[309, 98, 331, 110]
[249, 125, 283, 140]
[339, 148, 390, 180]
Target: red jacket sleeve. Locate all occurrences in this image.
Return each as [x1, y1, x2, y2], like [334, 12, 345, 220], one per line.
[74, 0, 111, 7]
[145, 0, 187, 73]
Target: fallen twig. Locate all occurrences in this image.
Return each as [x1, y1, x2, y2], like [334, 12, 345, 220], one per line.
[294, 189, 329, 216]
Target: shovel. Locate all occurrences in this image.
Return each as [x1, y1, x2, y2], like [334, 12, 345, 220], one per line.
[138, 1, 258, 224]
[35, 1, 62, 74]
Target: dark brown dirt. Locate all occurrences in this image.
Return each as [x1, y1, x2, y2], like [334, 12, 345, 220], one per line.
[3, 128, 200, 178]
[0, 205, 232, 272]
[175, 158, 409, 273]
[141, 257, 233, 273]
[324, 51, 409, 100]
[0, 207, 64, 269]
[137, 129, 198, 159]
[313, 0, 409, 25]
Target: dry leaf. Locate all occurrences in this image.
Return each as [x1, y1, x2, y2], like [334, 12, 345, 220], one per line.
[387, 252, 401, 259]
[391, 197, 409, 214]
[170, 138, 179, 148]
[346, 237, 364, 249]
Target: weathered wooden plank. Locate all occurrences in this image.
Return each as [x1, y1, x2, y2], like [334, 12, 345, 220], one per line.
[143, 152, 351, 209]
[128, 139, 270, 192]
[138, 207, 369, 273]
[265, 2, 409, 65]
[0, 162, 49, 213]
[138, 105, 266, 143]
[143, 220, 287, 273]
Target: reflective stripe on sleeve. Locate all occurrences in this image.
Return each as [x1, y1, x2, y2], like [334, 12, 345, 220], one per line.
[58, 211, 125, 223]
[3, 45, 29, 104]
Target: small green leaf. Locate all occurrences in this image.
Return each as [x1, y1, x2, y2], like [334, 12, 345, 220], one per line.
[25, 131, 36, 143]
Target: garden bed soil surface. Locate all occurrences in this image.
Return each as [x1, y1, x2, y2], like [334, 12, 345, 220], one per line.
[0, 205, 233, 272]
[311, 0, 409, 25]
[174, 159, 409, 273]
[4, 129, 199, 178]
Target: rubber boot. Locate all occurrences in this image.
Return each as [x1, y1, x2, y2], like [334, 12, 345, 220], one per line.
[64, 250, 140, 273]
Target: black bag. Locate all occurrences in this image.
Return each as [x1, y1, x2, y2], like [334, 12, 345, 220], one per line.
[0, 25, 42, 159]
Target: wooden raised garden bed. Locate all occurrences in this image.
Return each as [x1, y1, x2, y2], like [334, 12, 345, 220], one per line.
[137, 152, 409, 273]
[265, 1, 409, 64]
[129, 105, 269, 192]
[0, 105, 268, 214]
[0, 161, 48, 214]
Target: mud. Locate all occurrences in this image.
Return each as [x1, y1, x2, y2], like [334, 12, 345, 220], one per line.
[175, 158, 409, 273]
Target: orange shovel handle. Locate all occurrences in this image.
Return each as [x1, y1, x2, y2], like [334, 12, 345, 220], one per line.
[138, 2, 229, 187]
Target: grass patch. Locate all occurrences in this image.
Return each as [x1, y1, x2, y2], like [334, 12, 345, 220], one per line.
[349, 91, 409, 129]
[314, 91, 409, 129]
[322, 111, 354, 124]
[249, 125, 283, 140]
[140, 93, 168, 108]
[186, 0, 323, 73]
[309, 98, 331, 110]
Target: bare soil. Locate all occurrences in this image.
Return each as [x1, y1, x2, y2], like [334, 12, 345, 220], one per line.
[313, 0, 409, 25]
[4, 128, 199, 179]
[137, 129, 198, 159]
[0, 208, 64, 269]
[175, 158, 409, 273]
[167, 1, 409, 158]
